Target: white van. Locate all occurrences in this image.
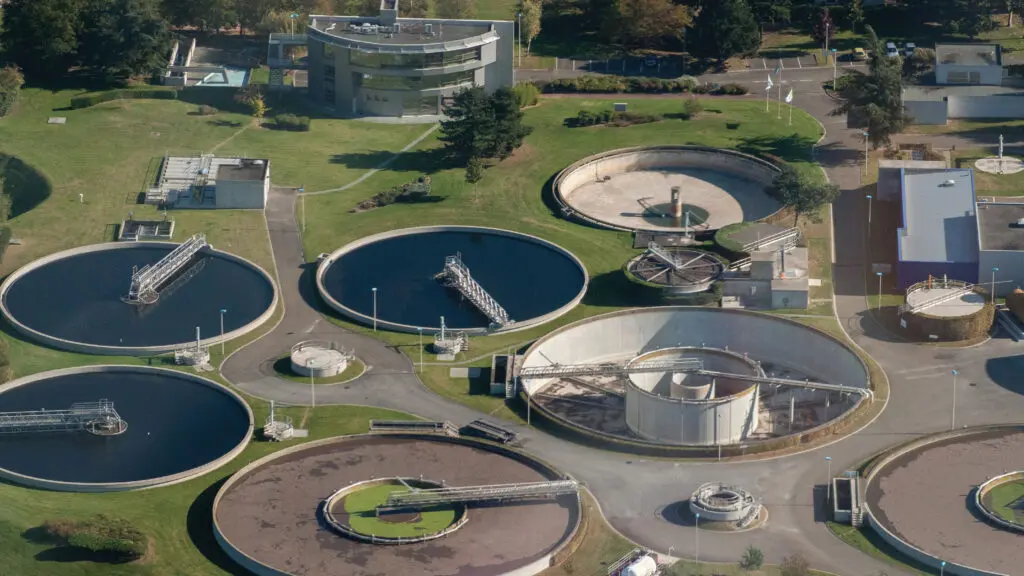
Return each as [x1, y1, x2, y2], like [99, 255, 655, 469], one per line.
[904, 43, 917, 57]
[886, 42, 899, 58]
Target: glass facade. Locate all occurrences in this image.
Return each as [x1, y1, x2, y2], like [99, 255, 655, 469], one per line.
[349, 47, 481, 69]
[359, 70, 474, 91]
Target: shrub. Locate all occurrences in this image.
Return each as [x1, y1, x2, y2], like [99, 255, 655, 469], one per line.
[680, 98, 704, 120]
[539, 75, 696, 95]
[0, 66, 25, 118]
[739, 545, 764, 571]
[274, 113, 311, 131]
[717, 82, 748, 95]
[43, 515, 148, 561]
[565, 109, 661, 128]
[196, 104, 218, 116]
[512, 82, 540, 108]
[780, 553, 810, 576]
[465, 157, 484, 183]
[69, 88, 178, 109]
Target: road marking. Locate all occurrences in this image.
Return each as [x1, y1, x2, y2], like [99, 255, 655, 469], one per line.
[904, 372, 953, 381]
[897, 364, 958, 374]
[797, 57, 803, 68]
[762, 57, 767, 69]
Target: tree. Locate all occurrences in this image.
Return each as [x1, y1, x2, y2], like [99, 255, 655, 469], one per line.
[0, 0, 85, 80]
[436, 0, 477, 19]
[811, 8, 834, 46]
[848, 0, 864, 34]
[688, 0, 760, 63]
[251, 94, 269, 126]
[830, 26, 909, 148]
[487, 87, 532, 160]
[613, 0, 691, 49]
[440, 86, 533, 165]
[0, 66, 25, 118]
[400, 0, 430, 17]
[235, 0, 284, 35]
[766, 165, 840, 227]
[1008, 0, 1024, 27]
[465, 156, 484, 183]
[739, 546, 764, 571]
[780, 553, 811, 576]
[79, 0, 172, 80]
[516, 0, 543, 55]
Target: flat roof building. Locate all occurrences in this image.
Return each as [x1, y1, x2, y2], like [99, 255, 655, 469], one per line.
[934, 43, 1003, 85]
[897, 169, 979, 288]
[290, 0, 513, 118]
[976, 201, 1024, 296]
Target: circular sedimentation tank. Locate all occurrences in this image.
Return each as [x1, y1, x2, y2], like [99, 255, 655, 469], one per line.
[624, 248, 725, 295]
[213, 434, 581, 576]
[0, 242, 277, 354]
[290, 340, 349, 378]
[553, 146, 782, 233]
[901, 280, 993, 341]
[519, 307, 870, 453]
[865, 426, 1024, 575]
[0, 366, 253, 491]
[317, 226, 588, 334]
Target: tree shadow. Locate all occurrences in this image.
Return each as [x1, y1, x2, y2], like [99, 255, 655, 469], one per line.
[328, 147, 454, 175]
[736, 134, 822, 165]
[582, 270, 651, 308]
[0, 154, 53, 218]
[207, 119, 243, 128]
[22, 526, 137, 564]
[985, 355, 1024, 397]
[186, 475, 251, 575]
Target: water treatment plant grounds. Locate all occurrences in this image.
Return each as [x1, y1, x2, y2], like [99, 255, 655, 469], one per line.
[2, 245, 274, 348]
[0, 371, 250, 484]
[321, 230, 586, 329]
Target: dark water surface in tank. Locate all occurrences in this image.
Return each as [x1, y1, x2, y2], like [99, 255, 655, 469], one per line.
[322, 231, 586, 330]
[0, 371, 250, 484]
[3, 245, 274, 348]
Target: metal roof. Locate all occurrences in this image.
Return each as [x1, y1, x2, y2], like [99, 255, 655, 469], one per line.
[935, 43, 1001, 67]
[898, 169, 979, 264]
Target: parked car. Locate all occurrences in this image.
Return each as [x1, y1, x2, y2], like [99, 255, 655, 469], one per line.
[853, 47, 868, 61]
[904, 42, 917, 57]
[886, 42, 899, 58]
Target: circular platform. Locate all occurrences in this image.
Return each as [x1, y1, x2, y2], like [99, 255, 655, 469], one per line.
[0, 366, 252, 491]
[906, 286, 986, 318]
[213, 435, 580, 576]
[975, 156, 1024, 175]
[323, 477, 468, 543]
[866, 427, 1024, 575]
[291, 341, 349, 378]
[317, 226, 588, 333]
[0, 242, 277, 354]
[625, 248, 724, 294]
[553, 146, 782, 233]
[519, 307, 871, 455]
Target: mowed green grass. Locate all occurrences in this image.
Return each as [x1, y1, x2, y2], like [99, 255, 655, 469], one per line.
[984, 480, 1024, 524]
[0, 404, 417, 576]
[344, 484, 459, 538]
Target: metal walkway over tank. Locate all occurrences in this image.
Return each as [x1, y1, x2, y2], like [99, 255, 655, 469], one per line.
[378, 480, 579, 513]
[0, 399, 125, 434]
[646, 242, 715, 273]
[436, 253, 512, 328]
[898, 280, 975, 316]
[124, 233, 208, 304]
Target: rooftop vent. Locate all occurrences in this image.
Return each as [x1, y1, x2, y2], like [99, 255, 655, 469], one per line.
[940, 179, 956, 187]
[424, 23, 433, 35]
[1016, 218, 1024, 227]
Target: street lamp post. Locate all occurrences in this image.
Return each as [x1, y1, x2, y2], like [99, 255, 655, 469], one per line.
[289, 13, 298, 36]
[716, 412, 722, 461]
[516, 12, 522, 68]
[372, 287, 378, 332]
[951, 370, 958, 430]
[991, 266, 999, 303]
[694, 513, 700, 565]
[866, 194, 873, 226]
[832, 48, 838, 84]
[825, 456, 833, 504]
[876, 271, 884, 310]
[940, 561, 946, 575]
[219, 308, 227, 355]
[824, 22, 830, 60]
[298, 186, 305, 232]
[309, 358, 315, 409]
[863, 131, 870, 177]
[418, 327, 423, 372]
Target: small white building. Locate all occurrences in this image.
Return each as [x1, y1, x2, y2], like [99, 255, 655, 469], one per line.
[935, 43, 1003, 86]
[215, 160, 270, 209]
[145, 155, 270, 209]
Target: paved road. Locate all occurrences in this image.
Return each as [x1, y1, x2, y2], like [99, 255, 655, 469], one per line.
[220, 66, 1024, 575]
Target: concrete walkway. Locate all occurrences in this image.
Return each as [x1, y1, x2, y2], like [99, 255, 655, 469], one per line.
[219, 67, 1024, 575]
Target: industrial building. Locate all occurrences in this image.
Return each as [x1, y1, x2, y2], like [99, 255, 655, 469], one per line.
[934, 43, 1003, 86]
[145, 155, 271, 209]
[270, 0, 514, 118]
[976, 201, 1024, 297]
[896, 169, 979, 289]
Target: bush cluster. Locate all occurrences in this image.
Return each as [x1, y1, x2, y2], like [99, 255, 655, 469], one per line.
[512, 82, 540, 108]
[564, 109, 662, 128]
[43, 515, 148, 561]
[69, 88, 178, 109]
[354, 176, 432, 211]
[692, 82, 748, 95]
[274, 113, 311, 131]
[680, 98, 704, 120]
[0, 66, 25, 118]
[195, 104, 218, 116]
[537, 75, 698, 94]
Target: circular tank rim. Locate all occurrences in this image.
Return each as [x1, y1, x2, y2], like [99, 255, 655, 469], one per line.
[624, 347, 759, 404]
[552, 145, 784, 233]
[862, 425, 1024, 576]
[212, 433, 583, 576]
[624, 249, 726, 294]
[519, 306, 871, 453]
[976, 471, 1024, 534]
[0, 241, 279, 355]
[0, 364, 254, 492]
[315, 225, 590, 335]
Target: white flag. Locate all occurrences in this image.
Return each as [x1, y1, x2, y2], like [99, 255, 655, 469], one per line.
[785, 88, 794, 103]
[766, 75, 774, 90]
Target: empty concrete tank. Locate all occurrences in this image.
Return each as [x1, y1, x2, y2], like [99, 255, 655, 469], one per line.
[625, 347, 759, 445]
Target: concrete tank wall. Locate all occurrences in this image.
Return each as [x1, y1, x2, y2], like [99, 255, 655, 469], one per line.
[625, 383, 757, 445]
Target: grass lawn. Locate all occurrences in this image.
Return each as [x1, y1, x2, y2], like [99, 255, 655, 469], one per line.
[0, 404, 417, 576]
[982, 479, 1024, 524]
[760, 29, 865, 58]
[474, 0, 517, 21]
[343, 483, 459, 538]
[272, 354, 367, 384]
[953, 148, 1024, 196]
[827, 522, 939, 576]
[301, 96, 824, 415]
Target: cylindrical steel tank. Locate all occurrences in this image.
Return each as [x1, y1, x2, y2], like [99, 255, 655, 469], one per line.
[623, 555, 657, 576]
[290, 341, 350, 378]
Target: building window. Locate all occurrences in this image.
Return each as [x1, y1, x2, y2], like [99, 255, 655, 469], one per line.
[324, 64, 336, 82]
[325, 85, 336, 104]
[323, 42, 334, 59]
[360, 70, 474, 91]
[349, 47, 480, 70]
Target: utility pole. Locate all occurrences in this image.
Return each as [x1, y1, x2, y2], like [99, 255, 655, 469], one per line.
[951, 370, 958, 430]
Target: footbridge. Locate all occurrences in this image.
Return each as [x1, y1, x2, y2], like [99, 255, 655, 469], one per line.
[436, 253, 512, 328]
[0, 400, 125, 434]
[124, 233, 208, 304]
[377, 480, 579, 513]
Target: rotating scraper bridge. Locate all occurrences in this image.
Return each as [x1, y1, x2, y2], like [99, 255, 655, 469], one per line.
[376, 479, 579, 514]
[0, 400, 126, 435]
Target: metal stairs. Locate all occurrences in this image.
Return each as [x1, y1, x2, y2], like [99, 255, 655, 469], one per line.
[437, 253, 511, 328]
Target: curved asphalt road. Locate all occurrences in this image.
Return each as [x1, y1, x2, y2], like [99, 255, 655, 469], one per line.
[222, 71, 1024, 575]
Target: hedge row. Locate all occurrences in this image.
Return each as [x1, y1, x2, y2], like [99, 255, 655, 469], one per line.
[70, 88, 179, 109]
[43, 515, 148, 561]
[535, 75, 749, 96]
[564, 109, 661, 128]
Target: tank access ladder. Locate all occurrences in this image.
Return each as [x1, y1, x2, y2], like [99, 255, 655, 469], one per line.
[0, 399, 124, 434]
[124, 233, 208, 304]
[378, 480, 578, 513]
[437, 253, 512, 328]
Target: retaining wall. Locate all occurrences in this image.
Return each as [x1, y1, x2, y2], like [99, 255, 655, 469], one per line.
[0, 241, 278, 355]
[0, 365, 253, 492]
[975, 471, 1024, 534]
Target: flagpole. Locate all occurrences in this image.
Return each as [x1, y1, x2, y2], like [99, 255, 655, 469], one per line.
[789, 101, 793, 126]
[778, 82, 782, 120]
